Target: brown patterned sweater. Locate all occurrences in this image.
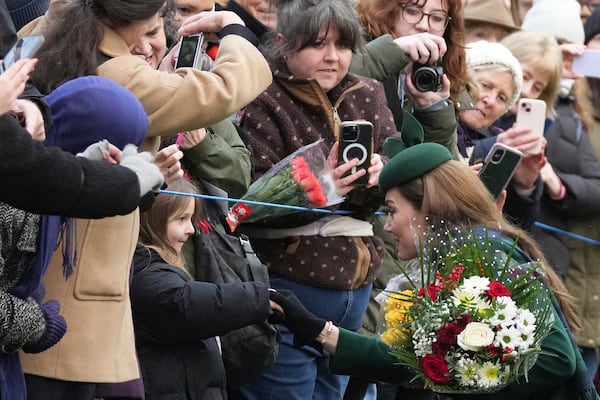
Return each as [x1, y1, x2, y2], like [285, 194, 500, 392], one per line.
[241, 58, 401, 290]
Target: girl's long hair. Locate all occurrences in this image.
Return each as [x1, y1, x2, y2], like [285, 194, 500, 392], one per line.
[396, 160, 579, 331]
[138, 178, 202, 267]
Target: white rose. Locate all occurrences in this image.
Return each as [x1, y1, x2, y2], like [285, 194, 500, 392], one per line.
[457, 322, 495, 352]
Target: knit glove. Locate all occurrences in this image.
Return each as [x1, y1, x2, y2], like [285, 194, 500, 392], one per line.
[76, 139, 111, 161]
[22, 300, 67, 354]
[120, 144, 164, 196]
[269, 289, 326, 348]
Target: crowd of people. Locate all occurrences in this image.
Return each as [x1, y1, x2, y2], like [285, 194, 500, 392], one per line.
[2, 0, 600, 399]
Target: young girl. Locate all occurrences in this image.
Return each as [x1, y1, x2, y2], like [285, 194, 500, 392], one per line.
[130, 178, 279, 399]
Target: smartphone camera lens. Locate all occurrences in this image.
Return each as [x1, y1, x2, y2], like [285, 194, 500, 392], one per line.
[343, 125, 359, 141]
[491, 150, 504, 163]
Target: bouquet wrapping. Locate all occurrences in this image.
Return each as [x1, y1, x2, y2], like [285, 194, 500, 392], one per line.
[226, 140, 344, 232]
[378, 218, 554, 394]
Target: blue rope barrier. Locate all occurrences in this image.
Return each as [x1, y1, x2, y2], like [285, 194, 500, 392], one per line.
[533, 221, 600, 246]
[159, 189, 600, 245]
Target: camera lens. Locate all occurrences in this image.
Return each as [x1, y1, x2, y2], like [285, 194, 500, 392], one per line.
[413, 63, 442, 92]
[491, 150, 504, 163]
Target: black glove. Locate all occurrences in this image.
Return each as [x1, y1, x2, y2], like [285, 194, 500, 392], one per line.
[268, 289, 326, 348]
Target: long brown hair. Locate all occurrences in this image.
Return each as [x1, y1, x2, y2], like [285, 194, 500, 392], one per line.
[396, 160, 580, 331]
[138, 178, 203, 266]
[355, 0, 466, 101]
[30, 0, 166, 94]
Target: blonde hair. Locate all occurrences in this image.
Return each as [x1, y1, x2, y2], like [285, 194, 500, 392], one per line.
[396, 160, 579, 330]
[501, 31, 563, 116]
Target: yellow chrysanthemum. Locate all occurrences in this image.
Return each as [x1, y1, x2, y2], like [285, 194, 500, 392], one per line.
[381, 327, 411, 346]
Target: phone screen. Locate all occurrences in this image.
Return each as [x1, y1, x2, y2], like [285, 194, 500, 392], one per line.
[0, 35, 45, 74]
[175, 35, 202, 68]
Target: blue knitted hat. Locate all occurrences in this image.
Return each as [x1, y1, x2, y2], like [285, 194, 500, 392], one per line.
[45, 76, 148, 154]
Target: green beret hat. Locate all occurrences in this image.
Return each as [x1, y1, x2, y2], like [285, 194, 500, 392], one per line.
[379, 112, 452, 192]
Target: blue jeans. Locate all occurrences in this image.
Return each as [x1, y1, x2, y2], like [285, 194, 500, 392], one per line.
[238, 275, 373, 400]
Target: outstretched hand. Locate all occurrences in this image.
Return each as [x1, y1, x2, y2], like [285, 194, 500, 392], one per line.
[268, 289, 326, 348]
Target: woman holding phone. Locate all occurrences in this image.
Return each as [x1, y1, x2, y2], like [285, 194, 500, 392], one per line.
[471, 31, 600, 281]
[237, 0, 400, 398]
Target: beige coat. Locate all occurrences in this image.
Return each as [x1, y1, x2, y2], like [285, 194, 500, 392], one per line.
[19, 4, 272, 151]
[20, 214, 141, 382]
[19, 5, 271, 383]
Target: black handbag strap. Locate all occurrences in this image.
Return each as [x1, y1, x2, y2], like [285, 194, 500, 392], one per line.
[238, 234, 269, 283]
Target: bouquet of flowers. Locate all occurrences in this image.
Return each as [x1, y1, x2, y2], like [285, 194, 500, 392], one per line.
[378, 218, 554, 394]
[226, 140, 344, 232]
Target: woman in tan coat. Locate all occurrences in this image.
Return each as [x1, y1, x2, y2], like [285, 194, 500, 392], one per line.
[18, 1, 271, 399]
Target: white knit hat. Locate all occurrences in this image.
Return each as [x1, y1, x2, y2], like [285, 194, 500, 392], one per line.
[521, 0, 585, 44]
[466, 40, 523, 111]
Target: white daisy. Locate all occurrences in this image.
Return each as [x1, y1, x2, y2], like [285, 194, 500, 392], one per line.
[478, 361, 505, 388]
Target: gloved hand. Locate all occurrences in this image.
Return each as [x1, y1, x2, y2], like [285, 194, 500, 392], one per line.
[120, 144, 164, 196]
[268, 289, 326, 348]
[22, 300, 67, 353]
[76, 139, 111, 160]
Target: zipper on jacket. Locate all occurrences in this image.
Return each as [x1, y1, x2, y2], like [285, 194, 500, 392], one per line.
[332, 106, 340, 124]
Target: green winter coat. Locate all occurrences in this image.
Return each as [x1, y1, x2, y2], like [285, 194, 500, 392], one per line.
[330, 236, 599, 400]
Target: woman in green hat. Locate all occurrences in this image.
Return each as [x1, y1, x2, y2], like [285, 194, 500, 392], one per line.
[266, 121, 598, 400]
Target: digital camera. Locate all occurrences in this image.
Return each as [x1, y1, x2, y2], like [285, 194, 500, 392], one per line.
[412, 60, 443, 92]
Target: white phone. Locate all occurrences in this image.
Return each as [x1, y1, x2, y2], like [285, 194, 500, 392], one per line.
[572, 49, 600, 78]
[515, 98, 546, 155]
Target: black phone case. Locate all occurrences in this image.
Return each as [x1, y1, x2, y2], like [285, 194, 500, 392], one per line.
[338, 121, 373, 186]
[479, 144, 523, 199]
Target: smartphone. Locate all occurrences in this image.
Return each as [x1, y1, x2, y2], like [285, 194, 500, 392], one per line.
[0, 35, 45, 74]
[515, 98, 546, 155]
[479, 143, 523, 199]
[338, 121, 373, 186]
[175, 34, 209, 69]
[572, 49, 600, 78]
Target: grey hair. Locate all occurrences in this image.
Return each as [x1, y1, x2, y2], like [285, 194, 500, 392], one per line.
[263, 0, 364, 61]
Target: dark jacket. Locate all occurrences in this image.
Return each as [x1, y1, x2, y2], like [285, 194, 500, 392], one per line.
[472, 99, 600, 277]
[0, 113, 142, 217]
[130, 245, 271, 400]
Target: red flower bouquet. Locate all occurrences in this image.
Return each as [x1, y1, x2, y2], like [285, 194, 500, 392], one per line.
[377, 219, 554, 394]
[226, 140, 343, 231]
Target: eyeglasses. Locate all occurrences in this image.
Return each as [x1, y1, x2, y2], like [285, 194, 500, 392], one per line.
[400, 4, 451, 31]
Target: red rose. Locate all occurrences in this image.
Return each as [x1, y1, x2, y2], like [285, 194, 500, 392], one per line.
[418, 284, 441, 301]
[486, 281, 512, 298]
[420, 354, 451, 383]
